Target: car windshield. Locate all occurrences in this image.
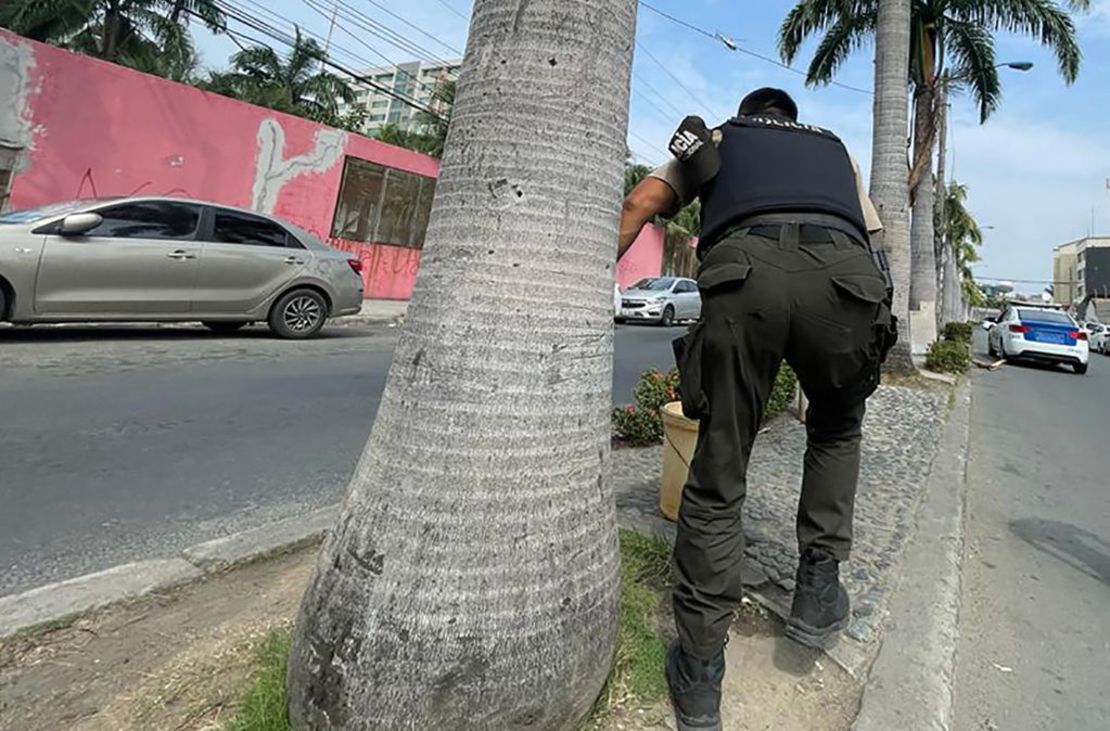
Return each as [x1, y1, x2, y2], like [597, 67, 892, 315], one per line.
[0, 199, 108, 224]
[631, 277, 675, 291]
[1018, 309, 1073, 325]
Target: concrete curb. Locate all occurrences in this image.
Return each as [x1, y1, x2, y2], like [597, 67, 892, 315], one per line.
[0, 559, 203, 639]
[0, 505, 342, 640]
[181, 505, 339, 570]
[851, 379, 972, 730]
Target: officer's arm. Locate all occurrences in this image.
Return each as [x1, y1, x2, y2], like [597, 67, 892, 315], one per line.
[617, 177, 677, 260]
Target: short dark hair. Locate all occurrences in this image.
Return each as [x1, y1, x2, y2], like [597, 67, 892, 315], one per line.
[738, 88, 799, 121]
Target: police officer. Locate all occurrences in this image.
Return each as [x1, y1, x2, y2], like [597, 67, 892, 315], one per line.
[617, 88, 894, 731]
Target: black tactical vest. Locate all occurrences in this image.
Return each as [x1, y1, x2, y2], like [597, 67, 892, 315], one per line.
[698, 114, 868, 254]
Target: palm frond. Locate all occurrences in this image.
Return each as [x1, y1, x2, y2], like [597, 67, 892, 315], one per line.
[806, 7, 878, 85]
[949, 0, 1083, 82]
[944, 20, 1002, 121]
[777, 0, 874, 64]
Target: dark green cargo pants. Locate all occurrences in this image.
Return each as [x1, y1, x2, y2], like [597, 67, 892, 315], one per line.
[672, 223, 890, 659]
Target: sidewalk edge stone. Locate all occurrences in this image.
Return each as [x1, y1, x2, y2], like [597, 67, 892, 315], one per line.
[0, 559, 202, 640]
[0, 506, 343, 641]
[181, 505, 340, 571]
[851, 380, 972, 731]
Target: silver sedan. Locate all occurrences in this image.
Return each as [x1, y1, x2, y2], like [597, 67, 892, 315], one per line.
[0, 197, 364, 338]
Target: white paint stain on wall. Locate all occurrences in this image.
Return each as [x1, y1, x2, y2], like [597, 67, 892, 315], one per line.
[251, 118, 347, 213]
[0, 33, 39, 169]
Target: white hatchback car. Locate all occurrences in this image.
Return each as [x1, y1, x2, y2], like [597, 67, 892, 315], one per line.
[987, 305, 1089, 374]
[1084, 322, 1108, 354]
[617, 276, 701, 327]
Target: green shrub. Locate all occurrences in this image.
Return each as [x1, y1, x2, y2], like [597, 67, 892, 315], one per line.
[612, 369, 679, 445]
[925, 339, 971, 374]
[765, 363, 798, 419]
[612, 363, 798, 444]
[942, 321, 974, 344]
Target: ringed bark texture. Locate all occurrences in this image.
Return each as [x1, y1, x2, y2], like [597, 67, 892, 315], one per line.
[286, 0, 636, 728]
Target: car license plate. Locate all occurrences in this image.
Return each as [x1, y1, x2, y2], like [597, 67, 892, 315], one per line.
[1038, 333, 1066, 344]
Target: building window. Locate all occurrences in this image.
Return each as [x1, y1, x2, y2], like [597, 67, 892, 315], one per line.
[0, 145, 19, 212]
[330, 157, 436, 249]
[372, 100, 388, 109]
[368, 113, 386, 122]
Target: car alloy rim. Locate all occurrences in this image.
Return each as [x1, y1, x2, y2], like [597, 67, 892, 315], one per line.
[284, 296, 322, 332]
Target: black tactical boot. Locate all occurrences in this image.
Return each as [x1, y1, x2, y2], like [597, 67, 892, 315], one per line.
[664, 640, 725, 731]
[785, 547, 850, 648]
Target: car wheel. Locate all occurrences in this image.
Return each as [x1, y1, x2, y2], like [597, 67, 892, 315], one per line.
[660, 305, 675, 328]
[615, 317, 625, 325]
[269, 289, 328, 339]
[0, 285, 7, 321]
[1074, 362, 1088, 375]
[203, 321, 249, 333]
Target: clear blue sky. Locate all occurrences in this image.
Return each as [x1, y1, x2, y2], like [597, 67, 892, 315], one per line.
[194, 1, 1110, 291]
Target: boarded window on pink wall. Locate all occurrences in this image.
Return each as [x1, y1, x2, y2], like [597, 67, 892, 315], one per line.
[330, 156, 436, 249]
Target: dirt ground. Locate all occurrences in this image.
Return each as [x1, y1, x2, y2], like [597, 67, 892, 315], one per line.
[0, 548, 860, 731]
[0, 548, 317, 731]
[604, 598, 861, 731]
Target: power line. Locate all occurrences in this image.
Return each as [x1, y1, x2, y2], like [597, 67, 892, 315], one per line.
[297, 0, 448, 98]
[637, 1, 873, 96]
[203, 2, 445, 119]
[355, 0, 465, 57]
[635, 40, 717, 119]
[325, 0, 457, 68]
[432, 0, 470, 23]
[631, 70, 685, 119]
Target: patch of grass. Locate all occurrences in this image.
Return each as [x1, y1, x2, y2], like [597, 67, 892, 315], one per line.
[225, 534, 674, 731]
[580, 529, 673, 730]
[223, 629, 291, 731]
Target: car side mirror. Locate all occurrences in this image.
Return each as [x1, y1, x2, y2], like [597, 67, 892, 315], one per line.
[59, 212, 103, 236]
[982, 321, 996, 331]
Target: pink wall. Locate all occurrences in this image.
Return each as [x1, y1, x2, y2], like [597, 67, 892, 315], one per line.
[616, 224, 665, 289]
[1, 31, 439, 300]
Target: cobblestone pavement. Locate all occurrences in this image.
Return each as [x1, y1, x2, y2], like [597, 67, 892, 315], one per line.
[613, 384, 949, 653]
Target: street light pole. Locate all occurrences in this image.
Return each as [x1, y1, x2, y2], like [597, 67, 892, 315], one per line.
[935, 62, 1031, 324]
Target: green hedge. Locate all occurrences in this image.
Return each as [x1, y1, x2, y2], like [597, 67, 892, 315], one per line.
[612, 363, 797, 444]
[925, 339, 971, 374]
[942, 321, 974, 344]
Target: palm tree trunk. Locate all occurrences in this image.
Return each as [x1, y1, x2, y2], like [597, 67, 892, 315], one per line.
[933, 75, 949, 326]
[909, 85, 937, 312]
[869, 0, 914, 373]
[286, 0, 636, 728]
[102, 2, 121, 61]
[942, 240, 963, 325]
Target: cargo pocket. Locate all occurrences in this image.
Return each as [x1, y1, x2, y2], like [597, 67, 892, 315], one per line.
[697, 262, 752, 293]
[830, 273, 890, 403]
[832, 273, 899, 364]
[672, 323, 709, 420]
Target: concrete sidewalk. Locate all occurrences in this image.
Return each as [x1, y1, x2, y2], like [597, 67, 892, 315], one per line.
[612, 382, 952, 677]
[333, 298, 409, 326]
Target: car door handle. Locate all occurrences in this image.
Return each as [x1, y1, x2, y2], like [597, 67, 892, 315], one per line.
[167, 250, 196, 260]
[283, 256, 304, 265]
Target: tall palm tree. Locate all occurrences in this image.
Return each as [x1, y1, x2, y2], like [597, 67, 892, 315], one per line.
[285, 0, 637, 727]
[200, 28, 356, 126]
[374, 79, 458, 157]
[780, 0, 1089, 334]
[413, 78, 457, 158]
[0, 0, 224, 81]
[866, 0, 915, 372]
[940, 180, 984, 319]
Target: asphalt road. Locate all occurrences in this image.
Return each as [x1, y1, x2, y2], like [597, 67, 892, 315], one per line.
[0, 321, 677, 597]
[954, 331, 1110, 730]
